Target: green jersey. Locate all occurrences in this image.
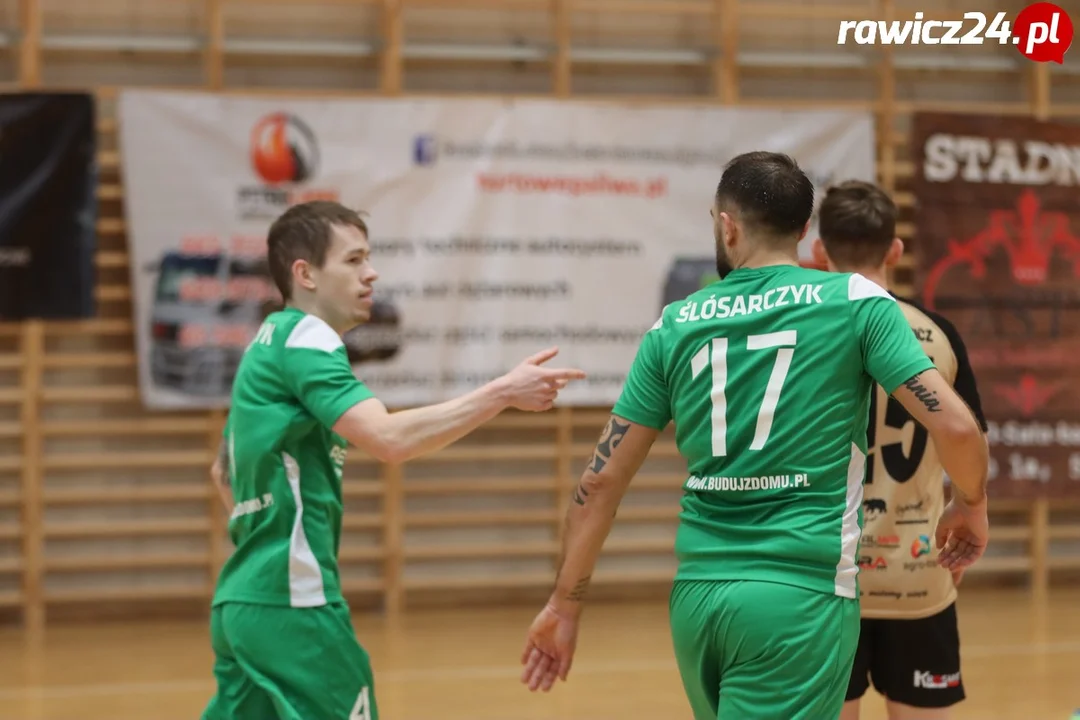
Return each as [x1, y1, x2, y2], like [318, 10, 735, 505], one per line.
[213, 307, 374, 608]
[612, 265, 935, 599]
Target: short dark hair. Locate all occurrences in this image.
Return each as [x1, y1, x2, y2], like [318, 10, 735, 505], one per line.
[267, 201, 369, 300]
[715, 151, 815, 241]
[817, 180, 897, 268]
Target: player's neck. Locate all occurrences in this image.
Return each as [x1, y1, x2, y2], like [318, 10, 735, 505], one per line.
[736, 248, 800, 271]
[285, 296, 347, 337]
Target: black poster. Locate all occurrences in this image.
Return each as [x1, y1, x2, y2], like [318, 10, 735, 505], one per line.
[0, 92, 97, 319]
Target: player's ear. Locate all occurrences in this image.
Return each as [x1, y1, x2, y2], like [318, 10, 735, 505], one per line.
[291, 258, 317, 293]
[797, 220, 810, 242]
[720, 212, 738, 248]
[884, 237, 905, 267]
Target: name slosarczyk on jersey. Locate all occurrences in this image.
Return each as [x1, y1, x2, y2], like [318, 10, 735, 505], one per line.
[675, 284, 824, 323]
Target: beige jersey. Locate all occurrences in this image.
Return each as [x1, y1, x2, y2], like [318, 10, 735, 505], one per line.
[858, 295, 987, 620]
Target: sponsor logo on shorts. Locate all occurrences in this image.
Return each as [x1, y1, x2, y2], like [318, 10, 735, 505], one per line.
[906, 590, 929, 598]
[914, 670, 961, 690]
[911, 534, 932, 558]
[859, 555, 888, 571]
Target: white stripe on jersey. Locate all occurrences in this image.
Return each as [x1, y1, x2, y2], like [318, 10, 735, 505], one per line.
[834, 442, 865, 598]
[283, 452, 328, 607]
[848, 273, 894, 302]
[285, 313, 344, 353]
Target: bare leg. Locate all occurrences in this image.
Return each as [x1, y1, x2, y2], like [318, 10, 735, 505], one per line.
[839, 699, 861, 720]
[886, 700, 951, 720]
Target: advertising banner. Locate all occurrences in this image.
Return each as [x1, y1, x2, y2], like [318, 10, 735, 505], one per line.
[912, 112, 1080, 499]
[119, 90, 875, 409]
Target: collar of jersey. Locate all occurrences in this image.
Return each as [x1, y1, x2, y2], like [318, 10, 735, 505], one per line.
[724, 264, 797, 279]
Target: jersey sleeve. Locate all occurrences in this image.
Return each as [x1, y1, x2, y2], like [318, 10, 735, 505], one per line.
[281, 318, 376, 429]
[932, 312, 989, 432]
[612, 323, 672, 430]
[848, 274, 935, 394]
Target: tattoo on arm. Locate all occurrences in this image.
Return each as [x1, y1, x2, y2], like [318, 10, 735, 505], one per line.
[571, 480, 589, 506]
[572, 417, 630, 505]
[571, 417, 631, 506]
[903, 372, 942, 413]
[565, 575, 591, 602]
[588, 417, 630, 473]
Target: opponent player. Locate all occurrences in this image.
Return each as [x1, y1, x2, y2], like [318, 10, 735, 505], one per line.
[201, 200, 586, 720]
[520, 152, 990, 720]
[814, 180, 989, 720]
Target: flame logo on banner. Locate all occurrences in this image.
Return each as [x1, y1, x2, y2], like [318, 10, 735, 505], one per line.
[250, 113, 319, 185]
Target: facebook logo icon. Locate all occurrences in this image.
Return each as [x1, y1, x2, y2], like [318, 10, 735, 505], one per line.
[413, 135, 438, 166]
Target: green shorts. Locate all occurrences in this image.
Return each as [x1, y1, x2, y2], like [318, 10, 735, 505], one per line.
[201, 601, 378, 720]
[669, 579, 859, 720]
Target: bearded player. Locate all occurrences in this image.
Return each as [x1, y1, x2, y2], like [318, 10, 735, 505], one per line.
[519, 152, 990, 720]
[814, 180, 989, 720]
[201, 200, 586, 720]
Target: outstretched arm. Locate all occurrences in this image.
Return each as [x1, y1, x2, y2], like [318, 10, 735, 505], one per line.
[334, 382, 513, 464]
[283, 315, 585, 466]
[333, 347, 585, 464]
[521, 415, 660, 691]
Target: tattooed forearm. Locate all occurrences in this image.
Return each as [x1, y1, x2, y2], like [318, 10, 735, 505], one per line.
[571, 481, 589, 506]
[903, 372, 941, 413]
[586, 417, 631, 475]
[565, 575, 591, 602]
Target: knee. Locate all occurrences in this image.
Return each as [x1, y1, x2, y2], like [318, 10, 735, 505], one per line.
[885, 700, 951, 720]
[839, 699, 861, 720]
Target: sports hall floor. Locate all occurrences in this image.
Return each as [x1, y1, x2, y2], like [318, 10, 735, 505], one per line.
[0, 587, 1075, 720]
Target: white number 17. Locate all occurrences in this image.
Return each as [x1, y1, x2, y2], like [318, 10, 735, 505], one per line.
[690, 330, 797, 457]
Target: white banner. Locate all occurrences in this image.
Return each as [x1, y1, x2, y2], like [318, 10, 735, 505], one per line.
[118, 90, 875, 410]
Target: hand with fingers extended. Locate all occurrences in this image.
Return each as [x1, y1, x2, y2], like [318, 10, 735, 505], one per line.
[521, 604, 579, 693]
[499, 347, 586, 412]
[935, 494, 989, 572]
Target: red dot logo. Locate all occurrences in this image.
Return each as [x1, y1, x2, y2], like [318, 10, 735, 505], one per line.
[1013, 2, 1073, 64]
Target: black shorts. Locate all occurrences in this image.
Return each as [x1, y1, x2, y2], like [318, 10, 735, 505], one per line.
[846, 602, 965, 708]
